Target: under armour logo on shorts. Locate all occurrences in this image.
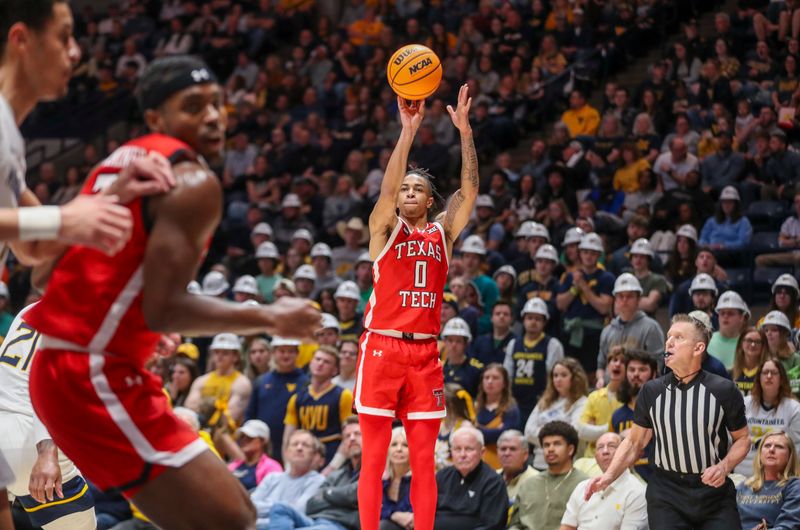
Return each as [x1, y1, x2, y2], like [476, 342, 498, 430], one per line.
[433, 388, 444, 407]
[373, 350, 382, 357]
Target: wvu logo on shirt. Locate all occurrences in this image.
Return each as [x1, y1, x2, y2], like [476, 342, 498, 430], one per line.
[299, 404, 331, 431]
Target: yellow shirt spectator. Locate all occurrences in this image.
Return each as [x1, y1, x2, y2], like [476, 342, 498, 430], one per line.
[561, 103, 601, 137]
[614, 158, 650, 193]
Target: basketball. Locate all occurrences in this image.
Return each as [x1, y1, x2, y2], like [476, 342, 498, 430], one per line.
[387, 44, 442, 101]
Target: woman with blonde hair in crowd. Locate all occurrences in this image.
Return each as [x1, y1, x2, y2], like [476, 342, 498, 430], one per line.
[524, 357, 588, 470]
[244, 337, 271, 382]
[736, 431, 800, 529]
[379, 427, 413, 530]
[735, 359, 800, 475]
[474, 364, 520, 469]
[732, 327, 769, 396]
[435, 384, 475, 470]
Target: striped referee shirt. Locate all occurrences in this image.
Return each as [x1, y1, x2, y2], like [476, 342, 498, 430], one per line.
[633, 370, 747, 474]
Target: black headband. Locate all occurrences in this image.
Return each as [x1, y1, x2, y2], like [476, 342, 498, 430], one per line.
[137, 59, 218, 111]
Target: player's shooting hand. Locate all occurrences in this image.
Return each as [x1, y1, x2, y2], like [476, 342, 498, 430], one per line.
[60, 194, 133, 256]
[106, 152, 176, 204]
[268, 297, 322, 341]
[446, 84, 472, 133]
[398, 96, 425, 133]
[29, 442, 63, 504]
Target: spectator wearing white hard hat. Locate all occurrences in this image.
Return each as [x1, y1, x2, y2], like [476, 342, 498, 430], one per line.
[202, 270, 230, 298]
[709, 290, 750, 370]
[687, 272, 720, 329]
[757, 274, 800, 331]
[255, 241, 283, 303]
[761, 310, 800, 393]
[597, 273, 665, 384]
[556, 233, 615, 379]
[186, 333, 251, 425]
[606, 214, 653, 276]
[516, 243, 561, 336]
[293, 264, 317, 300]
[699, 185, 753, 250]
[511, 221, 552, 290]
[461, 194, 506, 252]
[664, 224, 699, 288]
[233, 275, 261, 303]
[493, 265, 518, 309]
[503, 297, 565, 422]
[441, 317, 484, 398]
[251, 222, 274, 248]
[332, 217, 368, 278]
[559, 226, 585, 273]
[245, 336, 308, 463]
[334, 281, 363, 343]
[628, 238, 670, 316]
[460, 235, 500, 335]
[309, 242, 342, 298]
[272, 197, 315, 253]
[669, 249, 728, 316]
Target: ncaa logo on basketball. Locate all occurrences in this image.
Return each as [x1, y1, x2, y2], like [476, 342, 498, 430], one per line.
[408, 57, 432, 75]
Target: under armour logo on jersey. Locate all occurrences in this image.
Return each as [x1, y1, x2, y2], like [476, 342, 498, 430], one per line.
[125, 375, 143, 387]
[373, 350, 382, 357]
[191, 68, 211, 82]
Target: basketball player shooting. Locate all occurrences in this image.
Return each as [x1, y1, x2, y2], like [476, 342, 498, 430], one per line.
[24, 56, 321, 530]
[356, 84, 478, 530]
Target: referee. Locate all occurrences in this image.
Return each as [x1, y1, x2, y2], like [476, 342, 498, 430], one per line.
[585, 314, 750, 529]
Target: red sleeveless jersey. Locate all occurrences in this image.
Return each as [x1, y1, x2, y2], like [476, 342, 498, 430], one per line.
[363, 218, 449, 336]
[25, 134, 198, 364]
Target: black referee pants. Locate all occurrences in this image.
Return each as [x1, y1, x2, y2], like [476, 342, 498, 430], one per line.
[646, 468, 741, 530]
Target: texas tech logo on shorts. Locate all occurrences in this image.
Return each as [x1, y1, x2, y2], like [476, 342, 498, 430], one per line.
[433, 388, 444, 407]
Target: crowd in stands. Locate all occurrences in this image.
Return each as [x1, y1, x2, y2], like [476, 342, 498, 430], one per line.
[9, 0, 800, 529]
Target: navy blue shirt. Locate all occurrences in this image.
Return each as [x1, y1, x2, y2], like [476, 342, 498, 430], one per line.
[246, 369, 309, 463]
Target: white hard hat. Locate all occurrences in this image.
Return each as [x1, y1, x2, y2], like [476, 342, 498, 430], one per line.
[578, 232, 603, 253]
[773, 273, 800, 295]
[310, 242, 332, 259]
[238, 419, 270, 440]
[291, 228, 314, 244]
[271, 336, 301, 348]
[688, 310, 713, 332]
[293, 264, 317, 282]
[202, 271, 229, 296]
[534, 243, 558, 263]
[233, 275, 259, 296]
[187, 280, 202, 295]
[251, 222, 273, 238]
[210, 333, 241, 351]
[441, 317, 472, 340]
[493, 265, 517, 282]
[613, 272, 643, 295]
[521, 297, 549, 319]
[461, 235, 487, 256]
[719, 186, 740, 202]
[761, 310, 792, 332]
[255, 241, 280, 259]
[689, 273, 718, 295]
[335, 281, 361, 300]
[563, 227, 584, 246]
[356, 251, 373, 265]
[319, 313, 340, 331]
[475, 194, 495, 209]
[282, 193, 303, 208]
[629, 238, 654, 258]
[676, 224, 698, 243]
[715, 290, 749, 316]
[515, 220, 536, 238]
[526, 222, 550, 241]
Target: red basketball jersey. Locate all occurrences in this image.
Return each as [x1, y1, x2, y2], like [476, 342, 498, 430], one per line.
[364, 218, 449, 336]
[25, 134, 199, 364]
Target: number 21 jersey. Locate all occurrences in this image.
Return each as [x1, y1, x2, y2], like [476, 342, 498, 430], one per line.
[364, 219, 448, 336]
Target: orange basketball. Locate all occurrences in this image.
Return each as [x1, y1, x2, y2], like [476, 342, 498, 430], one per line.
[387, 44, 442, 101]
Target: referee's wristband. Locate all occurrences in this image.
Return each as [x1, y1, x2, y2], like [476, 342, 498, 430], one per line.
[18, 206, 62, 241]
[570, 286, 580, 296]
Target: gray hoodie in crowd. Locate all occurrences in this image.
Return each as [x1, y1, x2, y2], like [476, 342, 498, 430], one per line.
[597, 310, 665, 368]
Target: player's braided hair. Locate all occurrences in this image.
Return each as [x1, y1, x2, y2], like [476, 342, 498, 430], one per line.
[404, 166, 445, 218]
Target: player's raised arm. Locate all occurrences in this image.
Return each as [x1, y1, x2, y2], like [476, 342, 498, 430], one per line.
[368, 97, 425, 250]
[141, 162, 320, 339]
[441, 84, 478, 246]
